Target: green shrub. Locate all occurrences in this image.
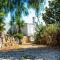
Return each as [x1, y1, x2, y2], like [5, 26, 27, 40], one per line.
[34, 24, 46, 44]
[17, 33, 23, 39]
[44, 24, 60, 46]
[14, 33, 23, 44]
[14, 33, 23, 39]
[34, 23, 60, 46]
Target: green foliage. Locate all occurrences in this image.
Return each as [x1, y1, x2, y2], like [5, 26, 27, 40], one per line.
[34, 23, 60, 46]
[45, 24, 58, 35]
[34, 24, 46, 44]
[16, 33, 23, 39]
[0, 17, 5, 34]
[16, 19, 25, 28]
[42, 0, 60, 24]
[41, 0, 60, 46]
[28, 0, 44, 24]
[8, 17, 25, 37]
[15, 18, 25, 33]
[14, 33, 23, 44]
[0, 0, 6, 34]
[15, 0, 25, 33]
[28, 0, 44, 10]
[43, 24, 59, 46]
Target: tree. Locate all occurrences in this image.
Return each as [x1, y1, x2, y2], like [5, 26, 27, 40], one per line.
[28, 0, 44, 41]
[34, 23, 60, 45]
[0, 0, 7, 36]
[16, 18, 25, 33]
[42, 0, 60, 24]
[42, 0, 60, 46]
[28, 0, 44, 24]
[0, 18, 5, 37]
[9, 16, 15, 35]
[0, 0, 14, 36]
[7, 0, 26, 34]
[15, 0, 25, 33]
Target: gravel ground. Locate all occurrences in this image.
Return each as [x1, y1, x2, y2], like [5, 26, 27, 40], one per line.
[0, 47, 60, 60]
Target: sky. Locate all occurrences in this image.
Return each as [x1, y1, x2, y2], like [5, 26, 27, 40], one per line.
[4, 0, 50, 33]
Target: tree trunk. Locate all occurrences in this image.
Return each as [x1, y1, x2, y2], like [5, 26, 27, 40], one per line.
[18, 25, 21, 33]
[0, 32, 1, 37]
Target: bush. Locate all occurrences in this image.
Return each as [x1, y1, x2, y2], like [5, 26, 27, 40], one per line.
[14, 33, 23, 44]
[34, 24, 46, 44]
[34, 23, 60, 46]
[44, 24, 60, 46]
[17, 33, 23, 39]
[14, 33, 23, 39]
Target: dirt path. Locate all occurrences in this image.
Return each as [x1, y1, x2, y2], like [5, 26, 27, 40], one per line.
[0, 44, 47, 51]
